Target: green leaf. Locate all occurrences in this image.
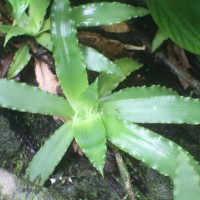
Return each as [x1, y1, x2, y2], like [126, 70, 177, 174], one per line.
[4, 26, 32, 46]
[102, 115, 200, 178]
[100, 85, 177, 102]
[51, 0, 88, 105]
[8, 0, 30, 24]
[25, 121, 73, 185]
[174, 151, 200, 200]
[71, 2, 149, 27]
[99, 58, 143, 96]
[0, 25, 12, 34]
[29, 0, 50, 32]
[75, 80, 98, 113]
[100, 95, 200, 124]
[7, 43, 31, 79]
[81, 45, 123, 76]
[73, 112, 107, 175]
[36, 32, 52, 51]
[0, 79, 74, 117]
[147, 0, 200, 54]
[39, 18, 51, 33]
[151, 29, 168, 52]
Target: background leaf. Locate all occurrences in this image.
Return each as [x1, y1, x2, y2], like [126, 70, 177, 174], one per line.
[51, 0, 88, 105]
[100, 95, 200, 124]
[71, 2, 149, 27]
[25, 121, 73, 185]
[147, 0, 200, 54]
[174, 151, 200, 200]
[7, 43, 31, 79]
[102, 115, 200, 178]
[81, 45, 123, 76]
[151, 29, 168, 52]
[28, 0, 50, 32]
[8, 0, 30, 24]
[0, 79, 74, 117]
[99, 58, 143, 96]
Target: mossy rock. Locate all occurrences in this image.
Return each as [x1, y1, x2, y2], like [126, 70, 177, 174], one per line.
[0, 115, 21, 169]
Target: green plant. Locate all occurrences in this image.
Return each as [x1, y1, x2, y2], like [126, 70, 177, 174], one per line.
[1, 0, 200, 198]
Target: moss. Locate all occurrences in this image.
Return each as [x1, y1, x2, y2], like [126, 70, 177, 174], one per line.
[0, 116, 21, 169]
[50, 155, 126, 200]
[142, 168, 173, 200]
[18, 113, 60, 149]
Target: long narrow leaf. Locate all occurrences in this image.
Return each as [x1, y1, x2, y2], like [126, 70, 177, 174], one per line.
[99, 58, 143, 96]
[5, 26, 32, 45]
[100, 85, 177, 102]
[75, 80, 98, 113]
[51, 0, 88, 105]
[73, 112, 107, 175]
[81, 45, 123, 76]
[0, 25, 12, 34]
[7, 43, 31, 79]
[100, 95, 200, 124]
[102, 115, 200, 178]
[8, 0, 30, 24]
[25, 121, 74, 185]
[71, 2, 149, 27]
[0, 79, 74, 117]
[174, 151, 200, 200]
[29, 0, 50, 32]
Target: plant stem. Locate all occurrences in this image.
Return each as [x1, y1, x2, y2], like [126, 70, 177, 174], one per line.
[111, 144, 137, 200]
[156, 52, 200, 96]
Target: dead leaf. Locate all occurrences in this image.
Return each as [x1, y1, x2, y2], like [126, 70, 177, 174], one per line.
[34, 57, 58, 94]
[101, 22, 130, 33]
[72, 140, 84, 156]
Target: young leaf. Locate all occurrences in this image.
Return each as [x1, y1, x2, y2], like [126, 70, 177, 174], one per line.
[8, 0, 30, 24]
[174, 151, 200, 200]
[28, 0, 50, 32]
[99, 58, 143, 96]
[25, 121, 74, 185]
[100, 95, 200, 124]
[75, 80, 98, 113]
[151, 29, 168, 52]
[36, 32, 52, 51]
[147, 0, 200, 55]
[51, 0, 88, 105]
[7, 43, 31, 79]
[73, 112, 107, 175]
[71, 2, 149, 27]
[0, 79, 74, 117]
[100, 85, 177, 102]
[102, 115, 200, 178]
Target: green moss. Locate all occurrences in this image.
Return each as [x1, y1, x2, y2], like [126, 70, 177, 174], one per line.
[19, 113, 60, 149]
[0, 116, 21, 168]
[50, 156, 125, 200]
[143, 168, 173, 200]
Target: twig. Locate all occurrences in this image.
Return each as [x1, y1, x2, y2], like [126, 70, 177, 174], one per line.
[156, 52, 200, 96]
[111, 144, 137, 200]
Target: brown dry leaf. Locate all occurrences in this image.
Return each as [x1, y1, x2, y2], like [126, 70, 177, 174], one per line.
[34, 57, 58, 94]
[101, 22, 130, 33]
[72, 140, 84, 156]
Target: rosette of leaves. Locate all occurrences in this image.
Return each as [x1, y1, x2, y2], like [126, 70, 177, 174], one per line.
[0, 0, 200, 190]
